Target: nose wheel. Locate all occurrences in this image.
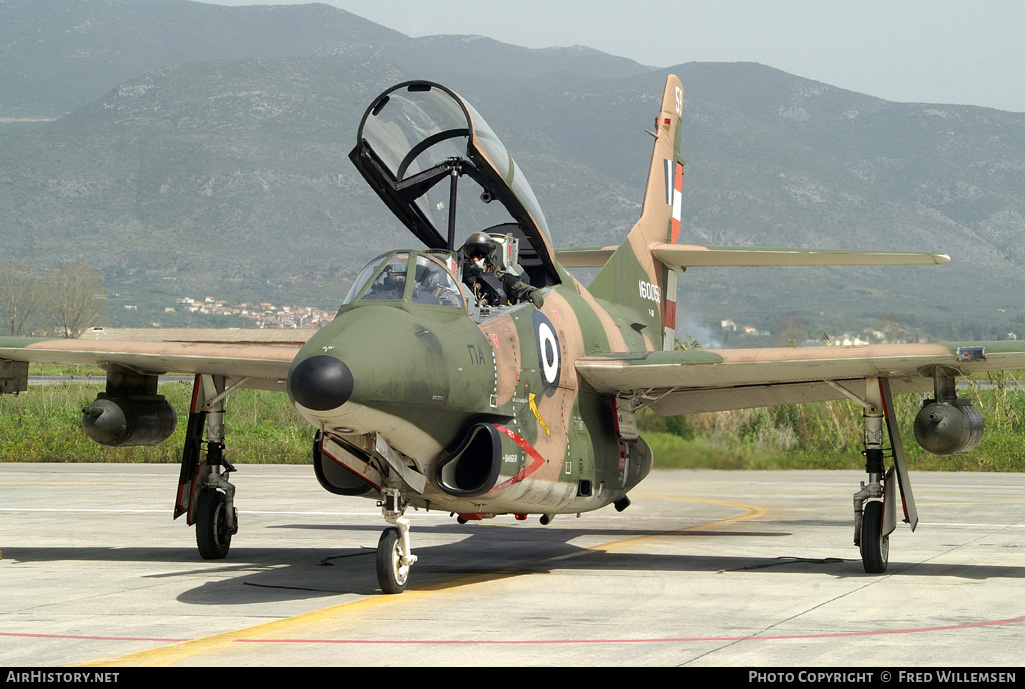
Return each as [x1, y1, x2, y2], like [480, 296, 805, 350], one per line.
[377, 488, 417, 594]
[377, 527, 411, 594]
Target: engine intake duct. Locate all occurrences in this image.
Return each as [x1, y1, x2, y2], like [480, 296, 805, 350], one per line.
[312, 431, 375, 496]
[436, 423, 503, 497]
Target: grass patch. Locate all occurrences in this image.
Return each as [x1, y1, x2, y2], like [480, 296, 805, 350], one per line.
[0, 380, 310, 463]
[27, 363, 108, 377]
[3, 370, 1025, 470]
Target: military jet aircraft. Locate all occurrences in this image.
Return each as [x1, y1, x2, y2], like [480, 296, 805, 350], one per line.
[3, 75, 1024, 593]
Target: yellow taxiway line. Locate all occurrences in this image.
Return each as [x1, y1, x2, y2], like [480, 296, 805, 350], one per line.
[85, 495, 764, 667]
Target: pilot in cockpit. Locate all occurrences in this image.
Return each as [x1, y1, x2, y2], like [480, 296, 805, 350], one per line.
[460, 232, 544, 308]
[364, 262, 407, 300]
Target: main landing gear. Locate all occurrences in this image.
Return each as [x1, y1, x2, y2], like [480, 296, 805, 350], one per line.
[175, 374, 240, 559]
[377, 488, 417, 593]
[843, 377, 918, 574]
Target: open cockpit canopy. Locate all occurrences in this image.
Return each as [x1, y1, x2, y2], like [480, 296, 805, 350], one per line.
[349, 81, 560, 287]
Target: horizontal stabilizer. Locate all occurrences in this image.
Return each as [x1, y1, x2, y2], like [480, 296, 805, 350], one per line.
[555, 246, 619, 267]
[556, 244, 950, 269]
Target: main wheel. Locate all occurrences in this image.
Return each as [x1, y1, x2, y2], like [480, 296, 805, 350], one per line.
[376, 527, 409, 594]
[860, 500, 888, 573]
[196, 490, 234, 560]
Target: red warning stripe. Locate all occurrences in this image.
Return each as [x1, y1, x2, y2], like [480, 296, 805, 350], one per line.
[664, 300, 677, 330]
[489, 425, 547, 493]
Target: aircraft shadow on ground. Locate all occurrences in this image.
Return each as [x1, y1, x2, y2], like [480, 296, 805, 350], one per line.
[6, 521, 1025, 604]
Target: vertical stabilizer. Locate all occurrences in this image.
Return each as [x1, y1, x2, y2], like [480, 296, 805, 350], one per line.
[589, 74, 685, 350]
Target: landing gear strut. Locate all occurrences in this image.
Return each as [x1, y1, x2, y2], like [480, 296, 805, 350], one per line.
[175, 374, 240, 559]
[853, 389, 887, 573]
[377, 488, 417, 594]
[848, 377, 917, 574]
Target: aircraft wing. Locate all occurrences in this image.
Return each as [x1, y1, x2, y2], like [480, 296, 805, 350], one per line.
[557, 244, 950, 268]
[0, 337, 298, 391]
[576, 342, 1025, 415]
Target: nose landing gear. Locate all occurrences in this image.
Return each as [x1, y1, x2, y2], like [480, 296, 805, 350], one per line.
[377, 488, 417, 594]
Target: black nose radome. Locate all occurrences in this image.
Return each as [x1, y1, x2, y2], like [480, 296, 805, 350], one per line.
[289, 355, 354, 411]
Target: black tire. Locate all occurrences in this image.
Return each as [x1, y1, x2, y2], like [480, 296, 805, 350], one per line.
[860, 500, 888, 573]
[376, 527, 409, 594]
[196, 490, 234, 560]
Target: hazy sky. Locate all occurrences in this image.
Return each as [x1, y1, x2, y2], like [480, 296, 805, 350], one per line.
[209, 1, 1025, 112]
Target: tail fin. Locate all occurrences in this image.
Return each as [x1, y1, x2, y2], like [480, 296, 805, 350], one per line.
[589, 74, 685, 351]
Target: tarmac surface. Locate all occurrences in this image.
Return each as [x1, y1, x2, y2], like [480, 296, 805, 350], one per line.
[2, 463, 1024, 668]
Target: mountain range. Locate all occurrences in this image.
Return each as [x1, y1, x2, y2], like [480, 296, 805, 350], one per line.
[2, 0, 1024, 340]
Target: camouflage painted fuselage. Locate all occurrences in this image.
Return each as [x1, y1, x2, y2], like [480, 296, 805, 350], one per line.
[287, 267, 653, 517]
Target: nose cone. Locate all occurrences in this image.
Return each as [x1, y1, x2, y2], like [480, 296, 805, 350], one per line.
[288, 355, 354, 411]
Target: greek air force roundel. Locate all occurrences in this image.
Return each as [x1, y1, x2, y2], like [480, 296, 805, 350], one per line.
[532, 310, 561, 396]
